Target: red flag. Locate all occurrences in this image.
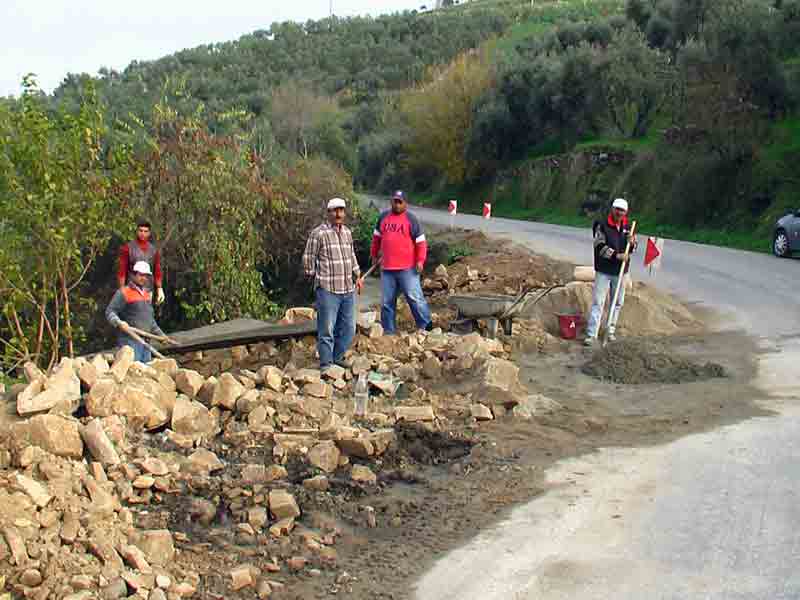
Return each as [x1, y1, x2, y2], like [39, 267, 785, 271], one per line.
[483, 203, 491, 219]
[448, 200, 457, 215]
[644, 236, 661, 267]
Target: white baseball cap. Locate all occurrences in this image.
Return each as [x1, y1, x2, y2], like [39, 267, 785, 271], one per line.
[612, 198, 629, 212]
[327, 197, 346, 210]
[132, 261, 152, 275]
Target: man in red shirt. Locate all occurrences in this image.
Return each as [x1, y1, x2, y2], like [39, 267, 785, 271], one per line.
[118, 219, 165, 305]
[370, 191, 433, 334]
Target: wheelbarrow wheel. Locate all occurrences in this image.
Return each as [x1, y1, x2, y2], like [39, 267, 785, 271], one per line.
[501, 318, 513, 336]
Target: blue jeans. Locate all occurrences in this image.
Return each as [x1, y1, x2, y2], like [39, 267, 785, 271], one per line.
[119, 338, 152, 363]
[381, 269, 432, 334]
[315, 287, 355, 368]
[585, 271, 626, 339]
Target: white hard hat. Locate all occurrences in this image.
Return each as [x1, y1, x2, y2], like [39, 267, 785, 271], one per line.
[327, 197, 346, 210]
[132, 261, 152, 275]
[612, 198, 629, 212]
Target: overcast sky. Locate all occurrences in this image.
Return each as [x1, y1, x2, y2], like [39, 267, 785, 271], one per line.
[1, 0, 424, 97]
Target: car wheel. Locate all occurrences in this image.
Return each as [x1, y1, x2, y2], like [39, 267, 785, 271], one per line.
[773, 229, 792, 258]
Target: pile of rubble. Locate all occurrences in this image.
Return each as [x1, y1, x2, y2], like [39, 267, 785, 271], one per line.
[0, 325, 553, 599]
[422, 256, 568, 301]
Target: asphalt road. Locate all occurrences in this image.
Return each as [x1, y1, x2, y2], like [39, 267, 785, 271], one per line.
[403, 204, 800, 600]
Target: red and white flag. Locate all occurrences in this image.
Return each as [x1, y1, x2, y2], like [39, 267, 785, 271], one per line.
[483, 202, 491, 219]
[448, 200, 457, 215]
[644, 236, 664, 272]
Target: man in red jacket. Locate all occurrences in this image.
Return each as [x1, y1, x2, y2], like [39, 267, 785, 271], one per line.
[118, 219, 165, 305]
[370, 191, 433, 334]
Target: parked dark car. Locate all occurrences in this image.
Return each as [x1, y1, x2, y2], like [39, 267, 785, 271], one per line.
[773, 209, 800, 257]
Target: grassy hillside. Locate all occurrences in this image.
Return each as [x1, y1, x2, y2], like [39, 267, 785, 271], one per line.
[399, 0, 800, 253]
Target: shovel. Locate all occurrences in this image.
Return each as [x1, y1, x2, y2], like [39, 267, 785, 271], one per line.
[122, 327, 168, 360]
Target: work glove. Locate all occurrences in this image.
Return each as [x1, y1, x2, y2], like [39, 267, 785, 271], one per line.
[415, 262, 425, 274]
[156, 288, 165, 305]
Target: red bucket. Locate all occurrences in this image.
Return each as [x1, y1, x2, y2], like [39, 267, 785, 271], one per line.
[557, 313, 584, 340]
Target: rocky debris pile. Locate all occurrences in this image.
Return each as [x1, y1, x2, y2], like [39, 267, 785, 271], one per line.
[0, 325, 554, 598]
[422, 255, 568, 301]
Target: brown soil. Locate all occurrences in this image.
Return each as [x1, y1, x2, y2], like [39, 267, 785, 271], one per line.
[582, 338, 727, 384]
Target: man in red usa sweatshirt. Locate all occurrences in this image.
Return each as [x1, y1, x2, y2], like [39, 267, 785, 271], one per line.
[370, 190, 433, 334]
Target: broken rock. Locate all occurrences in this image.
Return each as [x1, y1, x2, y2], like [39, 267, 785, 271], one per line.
[80, 419, 121, 465]
[150, 358, 178, 378]
[258, 365, 283, 392]
[303, 475, 330, 492]
[230, 565, 258, 591]
[78, 360, 99, 389]
[175, 369, 204, 398]
[321, 364, 345, 381]
[20, 568, 43, 587]
[303, 381, 332, 399]
[284, 307, 316, 322]
[307, 441, 340, 473]
[336, 437, 374, 459]
[18, 359, 80, 416]
[470, 403, 493, 421]
[3, 525, 28, 566]
[140, 457, 169, 476]
[395, 405, 435, 422]
[10, 473, 52, 508]
[172, 395, 216, 439]
[351, 465, 377, 485]
[15, 380, 43, 415]
[211, 373, 245, 410]
[268, 489, 300, 520]
[110, 345, 135, 383]
[422, 356, 442, 379]
[28, 414, 84, 458]
[479, 358, 520, 392]
[247, 507, 268, 529]
[512, 393, 563, 418]
[132, 530, 175, 567]
[184, 449, 224, 475]
[85, 378, 117, 417]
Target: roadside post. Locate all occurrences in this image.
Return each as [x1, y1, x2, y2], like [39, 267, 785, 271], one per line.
[448, 200, 457, 230]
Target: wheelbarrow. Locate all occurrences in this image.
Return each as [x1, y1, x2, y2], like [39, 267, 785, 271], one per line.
[448, 285, 562, 338]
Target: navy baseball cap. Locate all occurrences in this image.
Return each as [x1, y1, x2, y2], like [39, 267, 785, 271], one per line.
[392, 190, 406, 201]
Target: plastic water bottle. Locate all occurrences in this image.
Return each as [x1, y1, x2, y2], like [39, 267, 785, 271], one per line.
[354, 373, 369, 417]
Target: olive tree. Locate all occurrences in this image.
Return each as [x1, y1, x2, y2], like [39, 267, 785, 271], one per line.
[600, 26, 675, 138]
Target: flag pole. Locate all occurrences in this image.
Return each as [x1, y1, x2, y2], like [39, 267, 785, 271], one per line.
[602, 220, 636, 346]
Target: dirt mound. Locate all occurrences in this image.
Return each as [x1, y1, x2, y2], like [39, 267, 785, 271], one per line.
[528, 281, 700, 338]
[582, 339, 727, 384]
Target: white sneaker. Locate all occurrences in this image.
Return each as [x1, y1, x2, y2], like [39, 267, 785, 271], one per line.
[607, 332, 617, 342]
[583, 337, 595, 347]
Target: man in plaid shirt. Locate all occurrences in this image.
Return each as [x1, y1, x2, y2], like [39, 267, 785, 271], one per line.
[303, 197, 363, 370]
